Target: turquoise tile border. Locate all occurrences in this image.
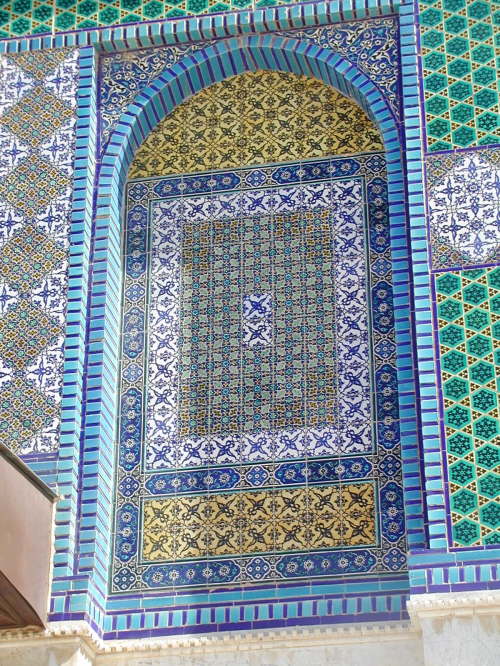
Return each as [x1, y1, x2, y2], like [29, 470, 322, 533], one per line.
[0, 0, 401, 51]
[51, 46, 98, 586]
[400, 0, 440, 551]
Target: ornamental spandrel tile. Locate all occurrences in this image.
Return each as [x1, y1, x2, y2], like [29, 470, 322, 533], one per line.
[0, 377, 58, 453]
[99, 41, 217, 147]
[280, 18, 400, 117]
[0, 85, 73, 147]
[0, 298, 61, 368]
[0, 153, 69, 218]
[0, 225, 66, 291]
[99, 17, 398, 150]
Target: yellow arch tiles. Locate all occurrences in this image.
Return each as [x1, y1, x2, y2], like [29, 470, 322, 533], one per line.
[129, 70, 384, 179]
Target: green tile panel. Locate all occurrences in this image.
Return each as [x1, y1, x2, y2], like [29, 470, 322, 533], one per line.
[0, 0, 293, 38]
[420, 0, 500, 151]
[436, 266, 500, 547]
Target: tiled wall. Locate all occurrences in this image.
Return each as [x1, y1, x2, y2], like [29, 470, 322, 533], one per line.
[426, 148, 500, 551]
[417, 1, 500, 553]
[435, 267, 499, 547]
[0, 5, 422, 637]
[0, 0, 496, 641]
[112, 70, 406, 601]
[400, 0, 500, 595]
[81, 20, 417, 635]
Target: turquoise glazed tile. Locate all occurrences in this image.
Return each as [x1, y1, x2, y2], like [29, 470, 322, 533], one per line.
[419, 0, 499, 151]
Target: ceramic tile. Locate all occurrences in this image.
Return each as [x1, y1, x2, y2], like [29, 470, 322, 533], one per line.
[0, 48, 78, 455]
[427, 148, 500, 269]
[99, 18, 398, 152]
[435, 266, 500, 547]
[129, 71, 384, 179]
[111, 72, 404, 594]
[419, 0, 499, 151]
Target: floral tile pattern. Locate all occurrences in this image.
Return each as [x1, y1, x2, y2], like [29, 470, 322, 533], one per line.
[419, 0, 499, 151]
[242, 294, 273, 348]
[279, 19, 400, 118]
[427, 148, 500, 269]
[142, 483, 377, 561]
[0, 48, 78, 455]
[435, 267, 500, 547]
[129, 71, 384, 179]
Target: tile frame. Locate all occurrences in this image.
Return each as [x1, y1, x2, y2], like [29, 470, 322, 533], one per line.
[44, 9, 427, 636]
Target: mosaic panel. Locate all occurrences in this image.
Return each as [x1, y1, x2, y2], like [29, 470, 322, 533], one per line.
[419, 0, 499, 151]
[427, 148, 500, 269]
[0, 48, 78, 455]
[112, 152, 405, 593]
[129, 71, 384, 179]
[99, 18, 398, 149]
[436, 266, 500, 547]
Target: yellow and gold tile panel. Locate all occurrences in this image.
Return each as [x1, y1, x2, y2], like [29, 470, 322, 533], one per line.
[129, 71, 384, 179]
[142, 483, 376, 562]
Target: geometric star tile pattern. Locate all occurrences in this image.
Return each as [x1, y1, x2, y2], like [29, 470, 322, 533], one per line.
[419, 0, 499, 151]
[436, 266, 500, 547]
[0, 0, 299, 38]
[0, 48, 78, 455]
[427, 148, 500, 269]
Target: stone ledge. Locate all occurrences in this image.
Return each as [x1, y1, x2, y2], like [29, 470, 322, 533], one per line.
[408, 590, 500, 622]
[0, 619, 417, 656]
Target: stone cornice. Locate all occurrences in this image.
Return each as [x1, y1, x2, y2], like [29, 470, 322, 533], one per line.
[0, 620, 416, 657]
